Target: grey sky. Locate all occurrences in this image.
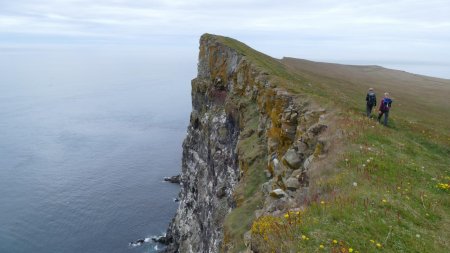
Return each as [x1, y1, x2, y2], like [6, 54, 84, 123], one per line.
[1, 0, 449, 77]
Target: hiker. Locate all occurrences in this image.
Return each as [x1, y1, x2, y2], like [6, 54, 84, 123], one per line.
[365, 88, 377, 117]
[377, 92, 393, 126]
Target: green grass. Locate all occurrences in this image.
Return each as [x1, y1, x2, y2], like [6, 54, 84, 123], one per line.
[289, 114, 450, 253]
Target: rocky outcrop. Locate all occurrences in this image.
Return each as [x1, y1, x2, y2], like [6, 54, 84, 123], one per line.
[164, 175, 181, 184]
[165, 34, 332, 253]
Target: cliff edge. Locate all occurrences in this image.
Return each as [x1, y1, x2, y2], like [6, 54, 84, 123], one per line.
[165, 34, 450, 253]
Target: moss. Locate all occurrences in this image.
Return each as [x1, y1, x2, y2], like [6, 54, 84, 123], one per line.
[313, 142, 323, 157]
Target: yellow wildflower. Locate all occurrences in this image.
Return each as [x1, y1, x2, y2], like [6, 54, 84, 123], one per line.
[321, 201, 325, 205]
[301, 235, 306, 240]
[349, 248, 354, 252]
[437, 183, 449, 190]
[284, 213, 289, 218]
[319, 244, 324, 249]
[333, 239, 338, 244]
[370, 239, 375, 243]
[376, 243, 382, 248]
[382, 199, 387, 203]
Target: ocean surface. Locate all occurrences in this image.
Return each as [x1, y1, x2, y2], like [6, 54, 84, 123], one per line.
[0, 49, 195, 253]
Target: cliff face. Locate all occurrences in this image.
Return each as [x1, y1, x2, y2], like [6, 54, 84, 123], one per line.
[164, 35, 242, 253]
[165, 34, 331, 253]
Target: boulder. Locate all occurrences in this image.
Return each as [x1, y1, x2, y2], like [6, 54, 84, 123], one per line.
[296, 141, 308, 154]
[303, 155, 314, 171]
[283, 149, 302, 169]
[270, 188, 287, 198]
[281, 122, 297, 139]
[285, 177, 300, 191]
[308, 123, 327, 135]
[152, 235, 169, 245]
[290, 169, 302, 179]
[261, 181, 273, 194]
[272, 158, 282, 176]
[164, 175, 181, 184]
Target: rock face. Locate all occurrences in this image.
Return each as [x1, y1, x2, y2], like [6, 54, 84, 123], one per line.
[165, 35, 241, 253]
[165, 34, 331, 253]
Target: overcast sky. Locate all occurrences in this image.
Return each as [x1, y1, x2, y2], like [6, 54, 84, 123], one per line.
[1, 0, 449, 77]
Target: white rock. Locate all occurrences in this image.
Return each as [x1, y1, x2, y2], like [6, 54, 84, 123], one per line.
[270, 189, 287, 198]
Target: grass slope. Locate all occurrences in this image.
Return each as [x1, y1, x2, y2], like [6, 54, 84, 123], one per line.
[207, 34, 450, 252]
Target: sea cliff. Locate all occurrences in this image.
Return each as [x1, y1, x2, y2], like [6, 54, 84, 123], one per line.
[165, 34, 333, 253]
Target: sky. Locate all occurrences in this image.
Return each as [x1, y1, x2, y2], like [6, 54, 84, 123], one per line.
[1, 0, 450, 78]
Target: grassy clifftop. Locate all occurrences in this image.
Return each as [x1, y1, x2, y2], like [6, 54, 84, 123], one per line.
[204, 34, 450, 253]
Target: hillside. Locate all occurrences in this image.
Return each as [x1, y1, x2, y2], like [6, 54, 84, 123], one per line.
[165, 34, 450, 253]
[282, 57, 450, 134]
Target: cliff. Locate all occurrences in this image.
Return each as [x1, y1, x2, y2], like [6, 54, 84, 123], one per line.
[165, 34, 334, 252]
[165, 34, 450, 253]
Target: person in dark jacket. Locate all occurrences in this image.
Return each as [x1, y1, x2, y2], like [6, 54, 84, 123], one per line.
[365, 88, 377, 117]
[378, 92, 393, 126]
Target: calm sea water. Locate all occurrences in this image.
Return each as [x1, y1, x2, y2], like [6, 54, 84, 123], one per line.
[0, 49, 195, 253]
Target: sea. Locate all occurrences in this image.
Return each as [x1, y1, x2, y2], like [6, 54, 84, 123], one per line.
[1, 46, 448, 253]
[0, 48, 196, 253]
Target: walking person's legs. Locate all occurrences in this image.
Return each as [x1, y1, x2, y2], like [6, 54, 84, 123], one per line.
[366, 104, 372, 117]
[377, 111, 384, 122]
[383, 111, 389, 126]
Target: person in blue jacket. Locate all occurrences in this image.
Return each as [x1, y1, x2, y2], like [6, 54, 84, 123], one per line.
[377, 92, 393, 126]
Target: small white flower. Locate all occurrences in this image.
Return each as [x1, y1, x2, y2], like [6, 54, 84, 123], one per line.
[367, 159, 371, 163]
[353, 182, 358, 187]
[362, 164, 366, 167]
[416, 234, 421, 238]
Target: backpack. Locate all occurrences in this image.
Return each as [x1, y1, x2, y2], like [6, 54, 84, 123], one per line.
[367, 93, 376, 106]
[380, 98, 392, 112]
